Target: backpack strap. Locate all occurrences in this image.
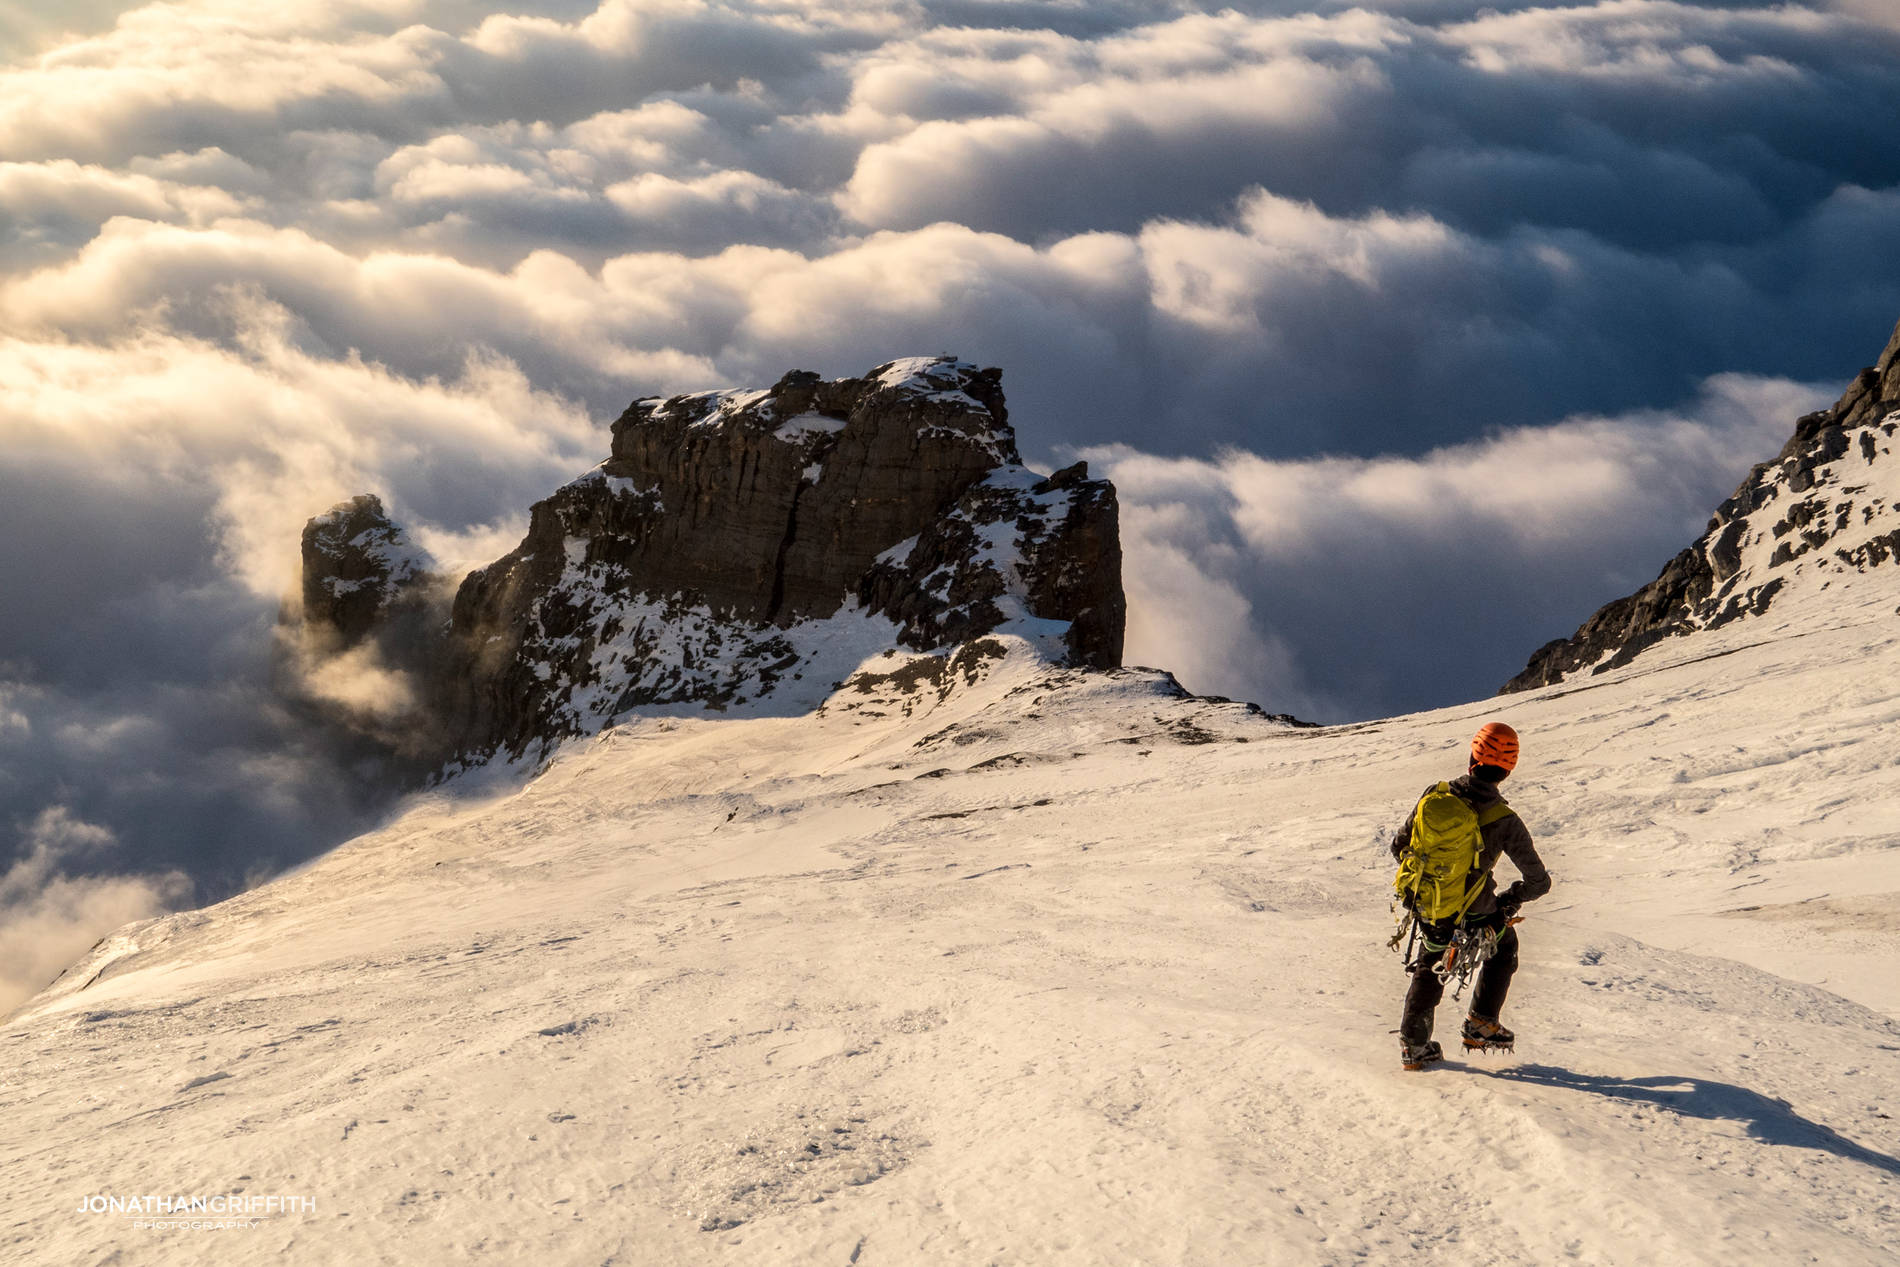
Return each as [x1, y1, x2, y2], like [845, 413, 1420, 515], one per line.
[1476, 800, 1515, 829]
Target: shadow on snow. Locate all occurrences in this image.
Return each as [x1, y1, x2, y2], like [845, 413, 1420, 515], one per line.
[1469, 1062, 1900, 1177]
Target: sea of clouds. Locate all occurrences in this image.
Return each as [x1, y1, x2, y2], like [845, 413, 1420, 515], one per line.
[2, 0, 1897, 1009]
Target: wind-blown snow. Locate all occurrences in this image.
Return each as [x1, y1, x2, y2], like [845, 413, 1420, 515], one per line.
[4, 582, 1899, 1262]
[677, 387, 774, 429]
[772, 413, 846, 444]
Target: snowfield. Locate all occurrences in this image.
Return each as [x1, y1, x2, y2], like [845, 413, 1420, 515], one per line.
[4, 585, 1898, 1265]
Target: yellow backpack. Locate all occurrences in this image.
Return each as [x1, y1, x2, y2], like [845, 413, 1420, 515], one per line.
[1394, 783, 1515, 922]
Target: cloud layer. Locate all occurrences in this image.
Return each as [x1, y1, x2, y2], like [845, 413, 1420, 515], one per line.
[1096, 372, 1831, 718]
[3, 0, 1898, 1003]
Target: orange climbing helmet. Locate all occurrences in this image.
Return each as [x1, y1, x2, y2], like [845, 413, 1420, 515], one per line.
[1470, 722, 1520, 775]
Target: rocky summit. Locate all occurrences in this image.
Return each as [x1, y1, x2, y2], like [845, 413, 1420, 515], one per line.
[1504, 316, 1900, 693]
[295, 357, 1125, 764]
[299, 493, 437, 652]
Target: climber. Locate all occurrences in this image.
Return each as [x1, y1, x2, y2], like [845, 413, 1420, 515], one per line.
[1389, 722, 1550, 1071]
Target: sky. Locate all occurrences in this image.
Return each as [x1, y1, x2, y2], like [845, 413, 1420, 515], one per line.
[2, 0, 1899, 1008]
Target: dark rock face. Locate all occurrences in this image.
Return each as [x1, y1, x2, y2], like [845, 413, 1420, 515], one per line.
[297, 358, 1126, 763]
[1503, 317, 1900, 693]
[857, 460, 1123, 669]
[591, 360, 1014, 625]
[299, 495, 435, 649]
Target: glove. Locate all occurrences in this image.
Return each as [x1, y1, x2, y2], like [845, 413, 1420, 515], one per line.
[1494, 883, 1524, 920]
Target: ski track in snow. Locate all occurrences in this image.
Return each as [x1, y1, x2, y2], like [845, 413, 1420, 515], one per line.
[3, 593, 1899, 1264]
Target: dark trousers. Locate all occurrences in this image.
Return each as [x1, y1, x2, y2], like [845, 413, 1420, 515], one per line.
[1400, 923, 1518, 1047]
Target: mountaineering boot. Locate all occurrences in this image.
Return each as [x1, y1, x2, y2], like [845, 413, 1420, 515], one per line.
[1462, 1014, 1514, 1052]
[1400, 1039, 1444, 1071]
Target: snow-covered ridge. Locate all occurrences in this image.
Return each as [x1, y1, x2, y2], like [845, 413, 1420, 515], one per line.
[1507, 316, 1900, 691]
[12, 606, 1898, 1265]
[870, 355, 999, 421]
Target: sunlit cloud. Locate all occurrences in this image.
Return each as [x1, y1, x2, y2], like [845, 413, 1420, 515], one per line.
[1, 287, 602, 595]
[0, 806, 190, 1015]
[1093, 373, 1832, 718]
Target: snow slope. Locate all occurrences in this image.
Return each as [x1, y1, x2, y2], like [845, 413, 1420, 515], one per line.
[3, 591, 1898, 1263]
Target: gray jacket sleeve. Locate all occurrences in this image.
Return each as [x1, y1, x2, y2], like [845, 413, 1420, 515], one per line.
[1484, 813, 1551, 903]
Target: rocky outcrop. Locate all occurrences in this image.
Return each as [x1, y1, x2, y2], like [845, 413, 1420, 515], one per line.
[1504, 317, 1900, 693]
[299, 495, 436, 649]
[857, 459, 1123, 670]
[589, 360, 1014, 624]
[295, 358, 1125, 764]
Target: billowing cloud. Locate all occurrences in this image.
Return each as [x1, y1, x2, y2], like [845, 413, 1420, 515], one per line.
[1094, 372, 1832, 719]
[1, 0, 1898, 1002]
[0, 158, 250, 268]
[1, 287, 604, 595]
[8, 183, 1892, 459]
[0, 287, 609, 990]
[0, 807, 190, 1015]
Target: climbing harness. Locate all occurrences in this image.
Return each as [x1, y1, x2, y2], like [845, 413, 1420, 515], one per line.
[1390, 907, 1523, 1001]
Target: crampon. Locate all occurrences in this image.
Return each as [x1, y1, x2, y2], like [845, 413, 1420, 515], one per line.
[1461, 1014, 1515, 1053]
